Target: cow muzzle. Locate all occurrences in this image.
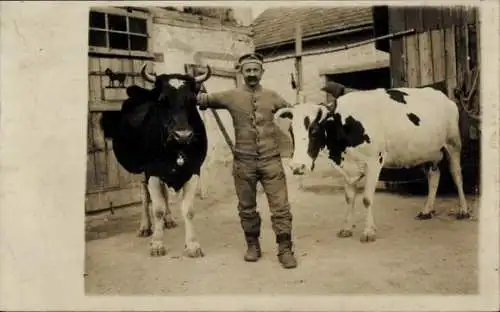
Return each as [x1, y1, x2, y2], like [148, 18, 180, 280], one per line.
[292, 164, 306, 175]
[289, 156, 315, 175]
[289, 162, 309, 176]
[173, 129, 193, 144]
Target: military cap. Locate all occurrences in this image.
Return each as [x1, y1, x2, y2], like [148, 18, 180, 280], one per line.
[235, 52, 264, 70]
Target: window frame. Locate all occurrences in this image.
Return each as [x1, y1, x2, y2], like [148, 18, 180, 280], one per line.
[88, 7, 154, 58]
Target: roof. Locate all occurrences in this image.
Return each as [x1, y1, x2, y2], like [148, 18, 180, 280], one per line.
[251, 7, 374, 50]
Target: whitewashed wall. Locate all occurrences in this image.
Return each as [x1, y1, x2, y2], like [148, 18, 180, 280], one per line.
[260, 42, 390, 105]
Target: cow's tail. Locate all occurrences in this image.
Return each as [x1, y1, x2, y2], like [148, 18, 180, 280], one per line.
[99, 111, 122, 139]
[455, 95, 471, 149]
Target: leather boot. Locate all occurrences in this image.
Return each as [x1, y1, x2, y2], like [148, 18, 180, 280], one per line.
[276, 234, 297, 269]
[244, 234, 261, 262]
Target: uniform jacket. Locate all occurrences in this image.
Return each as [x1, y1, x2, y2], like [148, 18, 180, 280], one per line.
[198, 84, 292, 159]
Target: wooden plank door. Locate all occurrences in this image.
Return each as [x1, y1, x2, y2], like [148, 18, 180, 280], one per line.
[85, 56, 150, 214]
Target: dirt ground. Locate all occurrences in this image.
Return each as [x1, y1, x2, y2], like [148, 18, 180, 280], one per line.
[84, 155, 479, 295]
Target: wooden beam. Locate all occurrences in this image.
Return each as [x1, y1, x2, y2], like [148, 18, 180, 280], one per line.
[85, 185, 142, 214]
[264, 29, 416, 64]
[89, 100, 123, 111]
[295, 21, 303, 104]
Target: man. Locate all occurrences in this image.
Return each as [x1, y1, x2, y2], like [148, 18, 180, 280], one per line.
[197, 52, 297, 269]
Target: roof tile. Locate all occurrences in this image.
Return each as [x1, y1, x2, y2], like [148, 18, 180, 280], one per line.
[251, 7, 373, 49]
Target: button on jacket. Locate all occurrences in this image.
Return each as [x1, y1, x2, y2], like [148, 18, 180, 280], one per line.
[198, 85, 292, 159]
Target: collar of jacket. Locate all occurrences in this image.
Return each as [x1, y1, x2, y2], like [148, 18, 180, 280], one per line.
[242, 84, 263, 93]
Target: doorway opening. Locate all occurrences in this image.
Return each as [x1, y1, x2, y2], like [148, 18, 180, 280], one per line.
[324, 66, 390, 102]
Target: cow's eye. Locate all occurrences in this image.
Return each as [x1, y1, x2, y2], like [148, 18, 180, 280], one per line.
[304, 117, 310, 130]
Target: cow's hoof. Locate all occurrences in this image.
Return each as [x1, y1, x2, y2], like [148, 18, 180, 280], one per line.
[415, 211, 435, 220]
[150, 240, 167, 257]
[184, 242, 205, 258]
[360, 229, 376, 243]
[137, 227, 153, 237]
[164, 217, 178, 229]
[337, 229, 353, 238]
[456, 211, 470, 220]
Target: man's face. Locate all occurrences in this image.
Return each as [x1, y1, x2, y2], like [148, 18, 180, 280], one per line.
[241, 62, 264, 87]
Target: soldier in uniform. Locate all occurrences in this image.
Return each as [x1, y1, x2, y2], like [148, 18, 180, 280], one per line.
[197, 52, 297, 269]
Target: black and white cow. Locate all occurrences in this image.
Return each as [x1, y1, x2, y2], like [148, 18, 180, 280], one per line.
[100, 64, 211, 256]
[274, 86, 470, 243]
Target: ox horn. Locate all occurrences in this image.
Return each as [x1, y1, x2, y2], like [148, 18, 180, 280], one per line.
[194, 65, 211, 83]
[141, 63, 157, 83]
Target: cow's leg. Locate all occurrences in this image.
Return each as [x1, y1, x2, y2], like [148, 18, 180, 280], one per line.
[137, 180, 153, 237]
[198, 162, 209, 199]
[161, 183, 177, 229]
[181, 174, 204, 258]
[445, 144, 470, 219]
[360, 161, 383, 243]
[147, 176, 168, 256]
[337, 182, 357, 238]
[197, 110, 211, 199]
[416, 163, 440, 220]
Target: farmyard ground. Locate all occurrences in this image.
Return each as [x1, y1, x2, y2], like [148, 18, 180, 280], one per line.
[85, 155, 479, 295]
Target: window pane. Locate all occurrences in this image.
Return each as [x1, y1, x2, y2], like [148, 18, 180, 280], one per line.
[108, 14, 127, 31]
[130, 35, 147, 51]
[89, 11, 106, 28]
[129, 17, 147, 34]
[109, 32, 129, 50]
[89, 30, 107, 47]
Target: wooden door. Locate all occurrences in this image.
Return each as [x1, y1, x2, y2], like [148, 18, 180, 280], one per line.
[86, 112, 145, 214]
[85, 56, 154, 214]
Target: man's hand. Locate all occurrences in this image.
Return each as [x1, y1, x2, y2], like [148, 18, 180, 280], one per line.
[196, 93, 208, 110]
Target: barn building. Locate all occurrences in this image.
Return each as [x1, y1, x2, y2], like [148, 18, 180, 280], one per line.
[251, 7, 391, 106]
[86, 6, 254, 213]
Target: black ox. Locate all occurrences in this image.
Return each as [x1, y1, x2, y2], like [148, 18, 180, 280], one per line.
[100, 64, 211, 257]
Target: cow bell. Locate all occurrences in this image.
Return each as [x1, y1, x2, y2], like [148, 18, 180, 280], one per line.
[176, 155, 185, 166]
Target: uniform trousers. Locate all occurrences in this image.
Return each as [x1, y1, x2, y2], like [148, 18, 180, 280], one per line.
[232, 154, 293, 243]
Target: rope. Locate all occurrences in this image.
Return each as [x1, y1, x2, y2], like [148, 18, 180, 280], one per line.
[457, 67, 481, 121]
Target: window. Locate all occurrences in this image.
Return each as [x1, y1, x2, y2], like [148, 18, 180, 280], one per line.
[89, 10, 148, 52]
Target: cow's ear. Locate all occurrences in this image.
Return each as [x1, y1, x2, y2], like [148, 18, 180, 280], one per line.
[321, 82, 346, 99]
[313, 107, 324, 124]
[321, 100, 337, 114]
[315, 105, 331, 124]
[127, 85, 149, 99]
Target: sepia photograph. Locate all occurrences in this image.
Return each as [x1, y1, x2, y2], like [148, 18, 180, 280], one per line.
[0, 1, 498, 311]
[84, 4, 483, 295]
